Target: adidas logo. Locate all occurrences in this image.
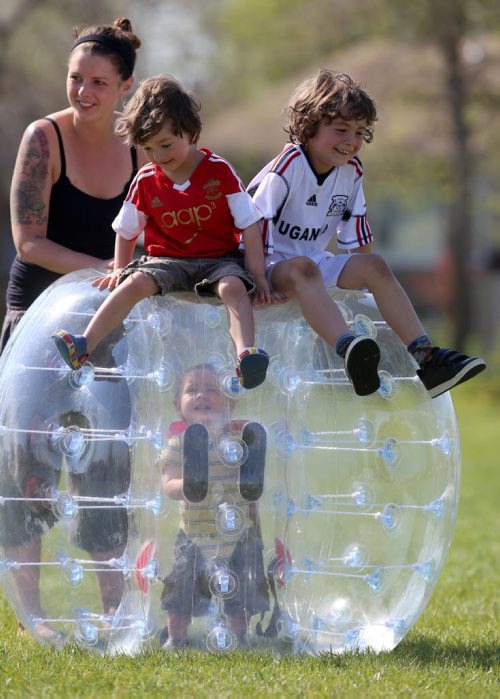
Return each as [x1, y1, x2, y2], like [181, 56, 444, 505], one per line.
[151, 196, 163, 208]
[306, 194, 317, 207]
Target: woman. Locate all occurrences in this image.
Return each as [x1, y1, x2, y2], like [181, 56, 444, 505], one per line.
[4, 17, 146, 347]
[1, 17, 147, 643]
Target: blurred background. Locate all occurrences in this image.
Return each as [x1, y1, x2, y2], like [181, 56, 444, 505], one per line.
[1, 0, 499, 358]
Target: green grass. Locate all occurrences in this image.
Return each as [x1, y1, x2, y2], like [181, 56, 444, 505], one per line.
[1, 373, 499, 697]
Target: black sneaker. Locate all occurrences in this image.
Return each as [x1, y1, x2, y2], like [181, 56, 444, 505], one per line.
[417, 347, 486, 398]
[239, 422, 267, 501]
[344, 336, 381, 396]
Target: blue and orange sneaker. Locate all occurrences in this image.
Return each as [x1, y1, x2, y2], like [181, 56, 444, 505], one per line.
[51, 329, 89, 370]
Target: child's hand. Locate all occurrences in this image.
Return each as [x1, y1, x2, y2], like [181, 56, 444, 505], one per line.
[252, 279, 288, 306]
[252, 278, 273, 305]
[91, 268, 124, 291]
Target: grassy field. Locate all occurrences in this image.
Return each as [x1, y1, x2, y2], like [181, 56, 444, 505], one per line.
[0, 371, 499, 697]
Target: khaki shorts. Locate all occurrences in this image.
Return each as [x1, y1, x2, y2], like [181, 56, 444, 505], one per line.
[119, 253, 255, 298]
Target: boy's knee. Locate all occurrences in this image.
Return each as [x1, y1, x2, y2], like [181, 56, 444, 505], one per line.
[282, 257, 321, 287]
[218, 275, 247, 300]
[126, 271, 158, 297]
[363, 253, 394, 282]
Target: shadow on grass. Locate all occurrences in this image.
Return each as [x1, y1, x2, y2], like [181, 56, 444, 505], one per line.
[317, 635, 499, 672]
[391, 635, 499, 670]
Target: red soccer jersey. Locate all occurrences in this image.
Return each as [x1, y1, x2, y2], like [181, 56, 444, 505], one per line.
[113, 148, 261, 258]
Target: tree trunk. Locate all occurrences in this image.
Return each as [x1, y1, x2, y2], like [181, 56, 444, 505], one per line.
[436, 1, 473, 348]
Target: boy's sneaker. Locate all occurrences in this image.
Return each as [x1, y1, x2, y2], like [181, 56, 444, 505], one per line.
[417, 347, 486, 398]
[236, 347, 269, 389]
[239, 422, 267, 501]
[51, 329, 88, 370]
[182, 423, 209, 503]
[344, 336, 381, 396]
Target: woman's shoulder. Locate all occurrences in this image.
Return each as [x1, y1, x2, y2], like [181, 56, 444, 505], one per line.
[29, 108, 71, 131]
[21, 109, 70, 146]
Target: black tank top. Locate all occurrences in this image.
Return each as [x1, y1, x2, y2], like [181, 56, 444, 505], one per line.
[6, 118, 138, 309]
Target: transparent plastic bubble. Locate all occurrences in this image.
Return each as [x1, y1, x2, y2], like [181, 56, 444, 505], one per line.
[217, 436, 248, 468]
[206, 623, 238, 653]
[215, 503, 246, 536]
[68, 363, 96, 389]
[0, 275, 461, 656]
[343, 544, 369, 568]
[52, 491, 77, 521]
[63, 560, 84, 588]
[75, 621, 99, 646]
[208, 567, 240, 599]
[378, 370, 397, 400]
[379, 503, 402, 533]
[217, 368, 245, 399]
[336, 302, 354, 324]
[154, 361, 175, 392]
[59, 426, 85, 457]
[147, 310, 172, 336]
[353, 314, 377, 339]
[204, 305, 223, 329]
[356, 417, 376, 446]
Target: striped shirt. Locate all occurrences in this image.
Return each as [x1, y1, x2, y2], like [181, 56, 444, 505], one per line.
[248, 143, 372, 255]
[162, 434, 251, 559]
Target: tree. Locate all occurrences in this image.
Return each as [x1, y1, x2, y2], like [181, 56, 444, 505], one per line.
[202, 0, 500, 347]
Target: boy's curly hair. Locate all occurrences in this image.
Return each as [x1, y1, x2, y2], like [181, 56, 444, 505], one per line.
[115, 75, 202, 145]
[285, 69, 377, 145]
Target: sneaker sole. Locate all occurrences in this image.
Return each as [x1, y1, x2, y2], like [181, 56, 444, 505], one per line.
[421, 357, 486, 398]
[182, 423, 209, 502]
[345, 337, 381, 396]
[237, 350, 269, 389]
[239, 422, 267, 501]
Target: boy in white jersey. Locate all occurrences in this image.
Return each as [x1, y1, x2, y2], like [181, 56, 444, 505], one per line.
[159, 364, 269, 649]
[248, 70, 485, 398]
[52, 76, 284, 390]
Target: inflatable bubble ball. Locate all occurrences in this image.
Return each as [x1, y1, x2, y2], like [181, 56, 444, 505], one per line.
[0, 270, 460, 655]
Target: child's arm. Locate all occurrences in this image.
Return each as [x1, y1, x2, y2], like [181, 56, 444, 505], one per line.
[92, 235, 137, 290]
[242, 223, 287, 305]
[161, 461, 184, 501]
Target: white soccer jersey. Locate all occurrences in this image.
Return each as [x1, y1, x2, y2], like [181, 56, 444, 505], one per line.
[248, 143, 372, 256]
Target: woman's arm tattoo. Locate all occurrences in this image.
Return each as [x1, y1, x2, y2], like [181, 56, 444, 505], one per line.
[12, 127, 50, 227]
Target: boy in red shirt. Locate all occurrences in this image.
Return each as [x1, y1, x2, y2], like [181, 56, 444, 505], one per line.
[53, 76, 283, 388]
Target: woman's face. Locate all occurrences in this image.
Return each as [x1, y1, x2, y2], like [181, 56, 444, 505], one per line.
[66, 48, 132, 122]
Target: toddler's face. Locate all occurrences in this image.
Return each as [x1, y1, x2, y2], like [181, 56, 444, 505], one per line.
[176, 368, 228, 427]
[305, 116, 369, 173]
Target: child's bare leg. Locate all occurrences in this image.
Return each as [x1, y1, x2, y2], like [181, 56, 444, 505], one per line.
[84, 273, 160, 353]
[167, 610, 191, 643]
[229, 611, 248, 638]
[337, 252, 424, 344]
[217, 276, 255, 354]
[218, 276, 269, 389]
[6, 537, 43, 619]
[270, 257, 349, 343]
[91, 546, 125, 615]
[272, 257, 381, 396]
[5, 537, 62, 641]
